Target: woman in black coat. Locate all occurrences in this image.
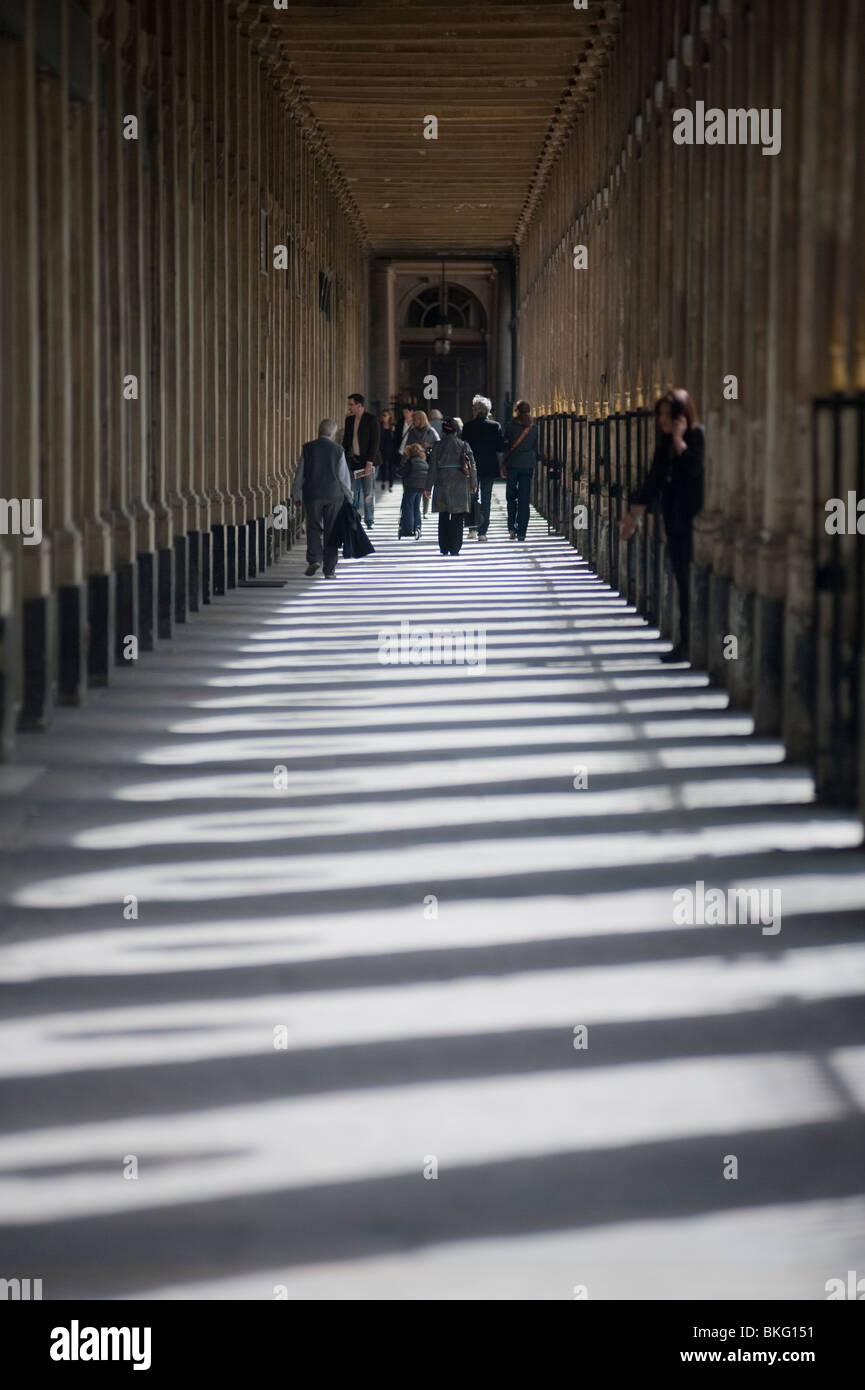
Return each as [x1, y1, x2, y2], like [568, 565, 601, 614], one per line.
[618, 388, 705, 663]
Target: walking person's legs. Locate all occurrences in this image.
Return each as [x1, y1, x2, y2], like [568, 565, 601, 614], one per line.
[662, 527, 693, 660]
[362, 471, 375, 527]
[449, 515, 465, 554]
[479, 476, 494, 537]
[411, 489, 423, 534]
[352, 476, 364, 519]
[513, 468, 532, 539]
[506, 473, 518, 537]
[321, 500, 340, 576]
[438, 512, 450, 554]
[304, 499, 326, 574]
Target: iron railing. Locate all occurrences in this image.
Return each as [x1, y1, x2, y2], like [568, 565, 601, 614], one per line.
[535, 408, 657, 610]
[536, 396, 865, 817]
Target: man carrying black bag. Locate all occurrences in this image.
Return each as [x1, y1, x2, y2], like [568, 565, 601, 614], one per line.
[292, 419, 354, 578]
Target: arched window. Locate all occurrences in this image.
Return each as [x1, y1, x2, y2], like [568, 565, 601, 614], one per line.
[404, 285, 487, 331]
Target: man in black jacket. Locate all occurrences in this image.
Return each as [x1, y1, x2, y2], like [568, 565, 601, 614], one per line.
[292, 419, 354, 577]
[461, 395, 504, 542]
[343, 393, 381, 529]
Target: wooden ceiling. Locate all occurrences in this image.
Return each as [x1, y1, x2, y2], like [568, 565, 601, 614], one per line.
[263, 0, 623, 256]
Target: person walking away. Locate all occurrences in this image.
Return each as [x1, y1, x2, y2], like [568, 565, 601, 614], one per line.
[397, 443, 429, 538]
[428, 409, 444, 439]
[378, 409, 397, 492]
[292, 418, 353, 578]
[425, 418, 478, 555]
[405, 409, 439, 518]
[462, 394, 504, 542]
[501, 400, 538, 541]
[618, 388, 704, 663]
[343, 393, 380, 529]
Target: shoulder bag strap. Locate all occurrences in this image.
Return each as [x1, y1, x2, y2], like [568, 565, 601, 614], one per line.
[505, 423, 533, 455]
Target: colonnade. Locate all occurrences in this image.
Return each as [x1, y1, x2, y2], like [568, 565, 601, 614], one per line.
[0, 0, 369, 744]
[516, 0, 865, 806]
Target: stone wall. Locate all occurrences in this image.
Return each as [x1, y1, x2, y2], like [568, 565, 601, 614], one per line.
[0, 0, 369, 744]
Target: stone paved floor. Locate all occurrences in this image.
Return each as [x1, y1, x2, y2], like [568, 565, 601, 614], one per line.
[1, 486, 865, 1300]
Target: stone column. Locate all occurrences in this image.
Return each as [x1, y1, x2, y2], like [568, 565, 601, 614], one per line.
[208, 0, 230, 595]
[38, 0, 85, 706]
[78, 0, 115, 686]
[752, 0, 799, 734]
[729, 1, 773, 710]
[0, 7, 51, 735]
[123, 4, 156, 651]
[143, 3, 174, 643]
[182, 0, 208, 611]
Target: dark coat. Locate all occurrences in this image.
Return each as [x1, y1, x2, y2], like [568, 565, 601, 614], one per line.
[631, 425, 705, 534]
[343, 410, 382, 467]
[379, 426, 397, 469]
[426, 436, 478, 514]
[462, 414, 505, 478]
[397, 452, 430, 491]
[503, 418, 539, 469]
[291, 437, 353, 503]
[326, 499, 376, 558]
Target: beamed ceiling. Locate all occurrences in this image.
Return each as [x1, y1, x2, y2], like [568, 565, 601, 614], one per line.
[263, 0, 623, 256]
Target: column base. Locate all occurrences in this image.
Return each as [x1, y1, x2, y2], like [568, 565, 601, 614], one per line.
[257, 516, 267, 572]
[173, 535, 188, 624]
[157, 547, 174, 641]
[226, 525, 238, 590]
[115, 561, 138, 665]
[753, 593, 784, 734]
[87, 572, 114, 687]
[726, 581, 755, 709]
[689, 561, 711, 671]
[57, 583, 86, 706]
[246, 519, 258, 578]
[783, 604, 815, 765]
[19, 593, 55, 731]
[0, 607, 17, 753]
[138, 551, 156, 651]
[188, 532, 201, 613]
[202, 529, 212, 605]
[708, 572, 731, 685]
[211, 525, 226, 597]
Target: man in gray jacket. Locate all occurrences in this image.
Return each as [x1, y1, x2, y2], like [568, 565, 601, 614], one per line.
[292, 419, 353, 577]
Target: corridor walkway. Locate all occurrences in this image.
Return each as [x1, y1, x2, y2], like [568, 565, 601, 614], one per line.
[1, 490, 865, 1300]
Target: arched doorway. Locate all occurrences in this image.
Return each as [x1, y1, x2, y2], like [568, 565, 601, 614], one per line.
[398, 281, 488, 421]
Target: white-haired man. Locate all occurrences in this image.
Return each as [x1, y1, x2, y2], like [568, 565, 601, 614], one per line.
[292, 419, 353, 577]
[461, 395, 505, 541]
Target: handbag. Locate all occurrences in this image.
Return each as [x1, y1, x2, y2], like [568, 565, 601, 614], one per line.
[459, 445, 481, 524]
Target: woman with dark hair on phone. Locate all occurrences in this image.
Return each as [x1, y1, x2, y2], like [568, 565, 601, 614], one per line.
[618, 388, 705, 663]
